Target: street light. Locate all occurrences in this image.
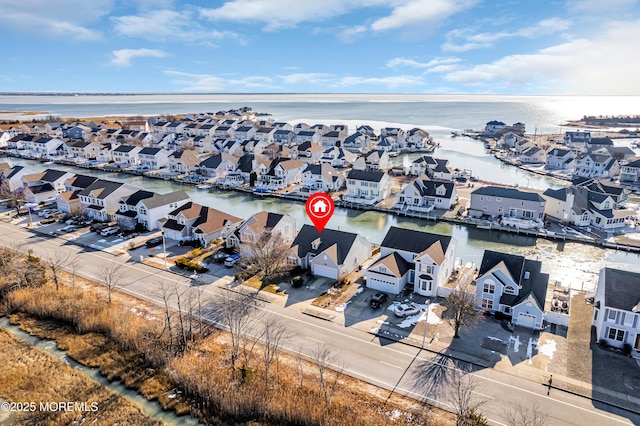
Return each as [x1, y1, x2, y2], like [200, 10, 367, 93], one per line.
[162, 230, 168, 270]
[421, 299, 431, 349]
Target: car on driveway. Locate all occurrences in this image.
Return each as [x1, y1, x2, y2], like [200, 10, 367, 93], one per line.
[212, 250, 230, 263]
[392, 303, 421, 318]
[145, 236, 163, 248]
[224, 254, 241, 267]
[369, 292, 389, 309]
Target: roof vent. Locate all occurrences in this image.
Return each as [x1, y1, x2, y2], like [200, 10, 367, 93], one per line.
[524, 271, 530, 280]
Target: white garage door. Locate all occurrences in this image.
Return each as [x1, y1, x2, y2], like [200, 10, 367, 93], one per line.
[312, 264, 339, 280]
[517, 313, 536, 329]
[366, 277, 400, 295]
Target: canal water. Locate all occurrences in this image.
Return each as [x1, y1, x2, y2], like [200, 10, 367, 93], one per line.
[6, 157, 640, 291]
[0, 316, 203, 425]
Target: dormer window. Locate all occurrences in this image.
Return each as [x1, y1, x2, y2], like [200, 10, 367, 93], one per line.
[504, 286, 516, 295]
[311, 238, 321, 250]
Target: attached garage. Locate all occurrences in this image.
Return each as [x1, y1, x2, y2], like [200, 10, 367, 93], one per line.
[366, 276, 403, 294]
[517, 313, 536, 329]
[312, 263, 339, 280]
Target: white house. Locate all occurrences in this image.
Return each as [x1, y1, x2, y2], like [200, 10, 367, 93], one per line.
[545, 147, 576, 171]
[592, 267, 640, 356]
[620, 158, 640, 184]
[484, 120, 506, 136]
[300, 163, 345, 193]
[227, 211, 296, 250]
[342, 132, 370, 152]
[64, 140, 99, 160]
[475, 250, 549, 329]
[162, 202, 242, 245]
[518, 146, 546, 164]
[256, 158, 305, 190]
[320, 146, 356, 168]
[112, 145, 142, 166]
[573, 153, 620, 179]
[352, 150, 391, 172]
[23, 137, 65, 158]
[288, 225, 372, 280]
[364, 226, 456, 296]
[78, 179, 140, 222]
[344, 170, 391, 205]
[394, 178, 457, 212]
[168, 150, 201, 174]
[138, 147, 171, 170]
[116, 189, 190, 231]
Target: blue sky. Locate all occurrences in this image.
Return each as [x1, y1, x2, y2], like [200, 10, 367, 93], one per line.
[1, 0, 640, 94]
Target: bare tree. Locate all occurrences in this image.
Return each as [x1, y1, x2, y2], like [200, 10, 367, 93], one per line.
[295, 346, 306, 389]
[0, 180, 26, 216]
[446, 285, 479, 338]
[97, 263, 124, 303]
[502, 402, 550, 426]
[44, 252, 70, 291]
[311, 344, 344, 407]
[214, 290, 259, 373]
[444, 366, 488, 426]
[261, 316, 290, 385]
[0, 243, 23, 282]
[68, 257, 83, 288]
[240, 230, 291, 283]
[14, 250, 47, 288]
[158, 281, 176, 351]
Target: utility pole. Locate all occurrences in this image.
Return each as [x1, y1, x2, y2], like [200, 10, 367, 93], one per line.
[162, 231, 168, 270]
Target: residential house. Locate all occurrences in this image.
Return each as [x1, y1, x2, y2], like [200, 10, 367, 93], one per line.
[475, 250, 549, 329]
[255, 127, 276, 143]
[116, 189, 190, 231]
[592, 267, 640, 355]
[55, 174, 100, 213]
[64, 140, 99, 160]
[138, 147, 171, 170]
[545, 147, 576, 172]
[342, 132, 370, 152]
[295, 130, 320, 145]
[320, 146, 356, 168]
[168, 150, 201, 174]
[344, 170, 391, 205]
[518, 146, 546, 164]
[374, 136, 399, 154]
[484, 120, 506, 136]
[295, 141, 325, 163]
[227, 211, 296, 250]
[319, 130, 346, 149]
[162, 202, 242, 245]
[573, 153, 620, 179]
[394, 178, 457, 212]
[273, 129, 296, 145]
[409, 155, 438, 176]
[234, 126, 257, 142]
[112, 145, 142, 166]
[364, 226, 455, 296]
[356, 125, 376, 138]
[352, 150, 391, 172]
[406, 128, 431, 150]
[469, 186, 546, 224]
[23, 137, 65, 158]
[1, 165, 33, 191]
[288, 224, 372, 280]
[564, 131, 591, 149]
[621, 158, 640, 184]
[197, 153, 238, 179]
[300, 163, 345, 193]
[21, 169, 76, 203]
[380, 128, 405, 147]
[256, 158, 305, 190]
[78, 179, 140, 222]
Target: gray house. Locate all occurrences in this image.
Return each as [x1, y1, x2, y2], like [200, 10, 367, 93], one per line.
[469, 186, 545, 221]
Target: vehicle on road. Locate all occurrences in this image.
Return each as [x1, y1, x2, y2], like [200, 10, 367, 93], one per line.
[90, 223, 108, 232]
[145, 236, 163, 248]
[392, 303, 421, 318]
[60, 224, 79, 233]
[369, 292, 389, 309]
[224, 254, 241, 267]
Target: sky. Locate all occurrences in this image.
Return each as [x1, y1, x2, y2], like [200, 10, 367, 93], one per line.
[1, 0, 640, 95]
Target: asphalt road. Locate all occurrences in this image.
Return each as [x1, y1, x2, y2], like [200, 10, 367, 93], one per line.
[1, 220, 638, 426]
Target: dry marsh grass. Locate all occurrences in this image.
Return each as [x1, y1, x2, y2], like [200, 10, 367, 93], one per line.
[0, 328, 162, 426]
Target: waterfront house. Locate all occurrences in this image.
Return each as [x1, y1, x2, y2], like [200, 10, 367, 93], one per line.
[197, 153, 238, 179]
[564, 131, 591, 148]
[374, 136, 399, 154]
[518, 146, 546, 164]
[319, 130, 347, 149]
[22, 169, 75, 195]
[300, 163, 345, 193]
[288, 224, 372, 280]
[256, 158, 305, 190]
[112, 145, 142, 166]
[1, 165, 33, 191]
[431, 159, 454, 181]
[168, 150, 201, 174]
[55, 174, 100, 213]
[484, 120, 506, 136]
[227, 211, 296, 250]
[295, 130, 321, 145]
[352, 150, 391, 172]
[394, 178, 457, 212]
[475, 250, 549, 329]
[573, 153, 620, 179]
[138, 147, 171, 170]
[592, 267, 640, 356]
[78, 179, 140, 222]
[162, 202, 242, 245]
[406, 128, 431, 150]
[620, 158, 640, 184]
[320, 146, 356, 168]
[409, 155, 438, 176]
[342, 132, 370, 152]
[64, 140, 99, 160]
[295, 141, 324, 164]
[364, 226, 455, 296]
[255, 127, 276, 143]
[23, 137, 65, 158]
[545, 147, 576, 172]
[356, 125, 376, 138]
[273, 129, 296, 145]
[0, 131, 10, 148]
[116, 189, 190, 231]
[380, 128, 405, 147]
[469, 186, 546, 223]
[344, 170, 391, 205]
[233, 126, 256, 142]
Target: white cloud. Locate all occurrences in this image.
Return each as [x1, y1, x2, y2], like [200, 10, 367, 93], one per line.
[199, 0, 387, 31]
[567, 0, 636, 14]
[111, 48, 168, 67]
[337, 75, 424, 88]
[337, 25, 368, 43]
[371, 0, 476, 31]
[0, 0, 112, 40]
[280, 73, 333, 85]
[443, 20, 640, 94]
[164, 71, 279, 91]
[387, 57, 460, 69]
[442, 18, 573, 52]
[113, 10, 235, 43]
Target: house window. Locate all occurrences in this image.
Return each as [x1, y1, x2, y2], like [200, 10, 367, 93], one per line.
[608, 328, 624, 341]
[624, 313, 635, 327]
[482, 298, 493, 309]
[504, 306, 511, 314]
[504, 286, 515, 295]
[523, 210, 534, 218]
[483, 283, 495, 294]
[608, 309, 617, 322]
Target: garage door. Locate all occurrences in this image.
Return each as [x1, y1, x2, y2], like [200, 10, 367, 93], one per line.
[366, 277, 400, 295]
[312, 264, 339, 280]
[517, 313, 537, 329]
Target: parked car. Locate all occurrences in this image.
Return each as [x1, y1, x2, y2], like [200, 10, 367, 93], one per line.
[37, 209, 51, 217]
[392, 303, 421, 318]
[145, 236, 163, 248]
[90, 223, 108, 232]
[40, 217, 56, 224]
[100, 226, 120, 237]
[224, 254, 241, 267]
[60, 224, 78, 233]
[369, 292, 389, 309]
[212, 250, 230, 263]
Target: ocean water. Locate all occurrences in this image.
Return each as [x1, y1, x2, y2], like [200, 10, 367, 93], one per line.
[2, 93, 640, 135]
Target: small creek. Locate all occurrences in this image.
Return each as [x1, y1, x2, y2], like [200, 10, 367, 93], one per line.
[0, 316, 203, 426]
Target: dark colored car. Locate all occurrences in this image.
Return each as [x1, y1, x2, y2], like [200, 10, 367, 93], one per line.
[212, 250, 230, 263]
[145, 236, 163, 248]
[90, 223, 108, 232]
[369, 292, 389, 309]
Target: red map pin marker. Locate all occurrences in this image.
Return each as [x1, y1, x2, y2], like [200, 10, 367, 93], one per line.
[305, 192, 335, 233]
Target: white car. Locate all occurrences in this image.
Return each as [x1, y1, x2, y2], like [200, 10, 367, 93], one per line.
[100, 226, 119, 236]
[392, 303, 421, 318]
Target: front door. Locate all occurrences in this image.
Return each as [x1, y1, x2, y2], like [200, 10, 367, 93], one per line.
[635, 334, 640, 351]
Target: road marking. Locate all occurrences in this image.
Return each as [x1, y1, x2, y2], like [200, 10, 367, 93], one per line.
[305, 336, 324, 343]
[379, 360, 403, 369]
[472, 390, 495, 400]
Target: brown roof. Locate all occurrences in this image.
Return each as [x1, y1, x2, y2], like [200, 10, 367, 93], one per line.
[279, 159, 304, 170]
[368, 252, 413, 278]
[417, 241, 446, 265]
[194, 207, 242, 235]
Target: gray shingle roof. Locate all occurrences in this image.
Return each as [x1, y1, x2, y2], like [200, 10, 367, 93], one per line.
[472, 186, 545, 202]
[603, 268, 640, 312]
[380, 226, 452, 255]
[291, 224, 359, 266]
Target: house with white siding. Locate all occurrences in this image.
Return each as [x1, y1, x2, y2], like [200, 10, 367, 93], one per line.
[469, 186, 546, 223]
[364, 226, 455, 296]
[352, 150, 391, 172]
[162, 202, 242, 245]
[116, 189, 190, 231]
[545, 147, 576, 172]
[620, 158, 640, 184]
[300, 163, 345, 193]
[227, 211, 296, 249]
[344, 170, 391, 205]
[394, 178, 457, 212]
[112, 145, 142, 166]
[138, 147, 171, 170]
[78, 179, 140, 222]
[573, 153, 620, 179]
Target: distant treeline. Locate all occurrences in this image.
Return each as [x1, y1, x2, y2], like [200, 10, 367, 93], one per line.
[582, 115, 640, 125]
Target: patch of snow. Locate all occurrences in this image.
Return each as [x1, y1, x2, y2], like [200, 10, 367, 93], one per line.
[427, 303, 442, 324]
[376, 320, 389, 325]
[527, 337, 534, 362]
[510, 335, 521, 352]
[168, 393, 176, 399]
[396, 312, 423, 329]
[335, 301, 351, 312]
[98, 239, 106, 242]
[538, 339, 557, 359]
[356, 287, 364, 294]
[370, 327, 380, 334]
